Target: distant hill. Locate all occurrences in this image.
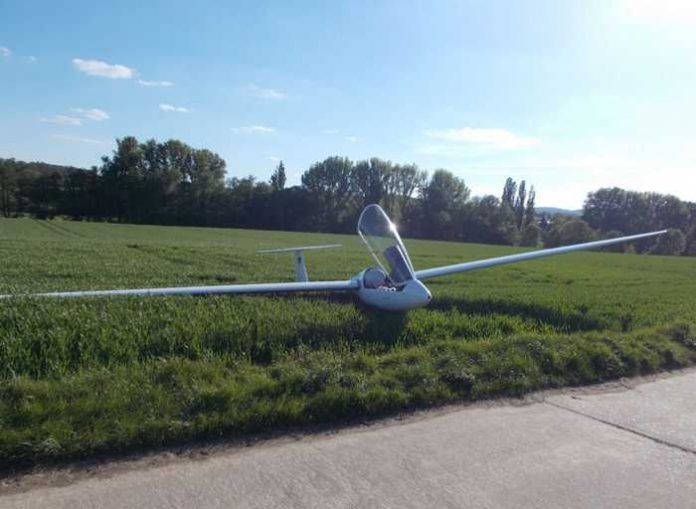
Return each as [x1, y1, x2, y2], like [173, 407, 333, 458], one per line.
[0, 158, 88, 176]
[536, 207, 582, 217]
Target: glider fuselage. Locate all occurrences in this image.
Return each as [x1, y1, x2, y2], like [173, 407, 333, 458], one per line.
[353, 269, 432, 311]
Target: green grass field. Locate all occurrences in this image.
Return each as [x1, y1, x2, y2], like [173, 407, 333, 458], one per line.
[2, 217, 696, 470]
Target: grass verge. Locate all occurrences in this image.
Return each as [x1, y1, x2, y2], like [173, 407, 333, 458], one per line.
[2, 321, 695, 471]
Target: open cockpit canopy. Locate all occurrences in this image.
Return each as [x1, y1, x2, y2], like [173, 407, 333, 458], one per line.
[357, 204, 415, 286]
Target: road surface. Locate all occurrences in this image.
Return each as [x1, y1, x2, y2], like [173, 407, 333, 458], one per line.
[3, 370, 696, 508]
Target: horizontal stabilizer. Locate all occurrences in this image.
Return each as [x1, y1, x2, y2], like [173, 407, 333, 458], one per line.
[258, 244, 342, 282]
[258, 244, 342, 254]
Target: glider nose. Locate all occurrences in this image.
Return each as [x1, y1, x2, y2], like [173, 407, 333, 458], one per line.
[410, 279, 432, 307]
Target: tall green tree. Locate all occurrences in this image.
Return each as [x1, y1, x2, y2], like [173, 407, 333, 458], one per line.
[420, 169, 470, 239]
[501, 177, 516, 210]
[513, 180, 527, 229]
[351, 158, 385, 210]
[0, 159, 18, 217]
[388, 163, 427, 220]
[301, 156, 354, 231]
[270, 161, 286, 191]
[460, 195, 518, 245]
[187, 148, 226, 223]
[100, 136, 144, 222]
[524, 185, 536, 227]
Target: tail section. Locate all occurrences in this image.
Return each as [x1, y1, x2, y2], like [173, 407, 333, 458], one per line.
[258, 244, 342, 282]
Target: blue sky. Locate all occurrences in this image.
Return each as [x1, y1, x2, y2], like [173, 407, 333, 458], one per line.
[1, 0, 695, 207]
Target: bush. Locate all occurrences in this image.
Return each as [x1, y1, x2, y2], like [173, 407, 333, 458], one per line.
[685, 226, 696, 257]
[519, 223, 541, 247]
[559, 219, 594, 245]
[651, 229, 686, 256]
[599, 229, 627, 253]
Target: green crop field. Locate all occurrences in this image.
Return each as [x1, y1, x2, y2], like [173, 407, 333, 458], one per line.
[2, 217, 696, 470]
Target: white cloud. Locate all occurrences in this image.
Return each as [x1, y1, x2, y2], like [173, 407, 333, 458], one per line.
[247, 84, 285, 100]
[71, 108, 109, 121]
[424, 127, 540, 150]
[1, 47, 12, 58]
[233, 125, 276, 134]
[159, 104, 190, 113]
[269, 156, 281, 162]
[345, 136, 359, 142]
[51, 134, 105, 145]
[322, 129, 339, 134]
[138, 79, 173, 87]
[72, 58, 135, 79]
[41, 115, 83, 126]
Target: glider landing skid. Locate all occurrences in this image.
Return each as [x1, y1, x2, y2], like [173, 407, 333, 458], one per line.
[2, 204, 667, 312]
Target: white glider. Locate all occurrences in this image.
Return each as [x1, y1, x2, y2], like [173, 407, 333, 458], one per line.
[2, 204, 666, 311]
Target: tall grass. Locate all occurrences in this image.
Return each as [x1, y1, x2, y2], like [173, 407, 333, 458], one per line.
[2, 217, 696, 469]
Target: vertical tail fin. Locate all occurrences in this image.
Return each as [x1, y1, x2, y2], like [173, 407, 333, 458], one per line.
[257, 244, 342, 282]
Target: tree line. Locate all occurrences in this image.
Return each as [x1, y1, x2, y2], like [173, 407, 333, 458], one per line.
[1, 137, 695, 255]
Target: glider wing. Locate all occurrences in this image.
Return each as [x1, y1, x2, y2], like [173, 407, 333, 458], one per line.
[415, 230, 667, 280]
[1, 280, 359, 299]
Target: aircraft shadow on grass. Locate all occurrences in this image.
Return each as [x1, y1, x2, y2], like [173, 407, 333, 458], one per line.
[426, 296, 605, 333]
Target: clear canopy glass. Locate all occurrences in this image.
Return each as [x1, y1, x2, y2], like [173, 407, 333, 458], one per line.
[357, 204, 415, 286]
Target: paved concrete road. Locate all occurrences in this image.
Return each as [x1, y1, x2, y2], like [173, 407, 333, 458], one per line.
[3, 370, 696, 509]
